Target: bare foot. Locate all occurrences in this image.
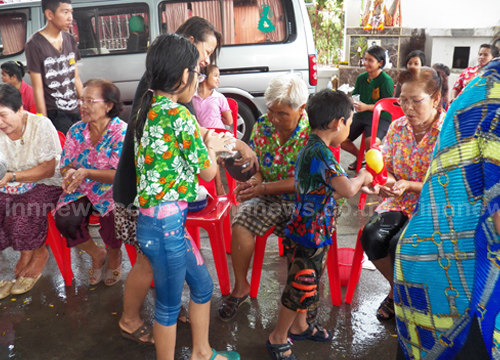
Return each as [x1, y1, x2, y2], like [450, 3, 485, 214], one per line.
[91, 247, 108, 270]
[18, 246, 49, 278]
[107, 249, 122, 270]
[15, 250, 34, 278]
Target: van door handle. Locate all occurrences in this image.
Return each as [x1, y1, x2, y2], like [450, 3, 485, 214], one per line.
[220, 66, 269, 75]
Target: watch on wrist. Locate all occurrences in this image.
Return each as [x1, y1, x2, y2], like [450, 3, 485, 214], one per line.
[11, 172, 16, 182]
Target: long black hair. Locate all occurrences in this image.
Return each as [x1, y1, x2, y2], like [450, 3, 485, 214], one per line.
[133, 34, 199, 142]
[1, 61, 25, 82]
[176, 16, 222, 65]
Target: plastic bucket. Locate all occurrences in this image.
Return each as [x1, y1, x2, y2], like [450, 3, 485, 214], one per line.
[337, 247, 355, 287]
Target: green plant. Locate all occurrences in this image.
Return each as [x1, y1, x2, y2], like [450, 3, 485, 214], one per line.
[308, 0, 344, 65]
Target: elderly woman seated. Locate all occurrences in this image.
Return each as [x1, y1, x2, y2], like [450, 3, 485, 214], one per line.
[0, 84, 62, 299]
[219, 74, 310, 321]
[54, 79, 127, 287]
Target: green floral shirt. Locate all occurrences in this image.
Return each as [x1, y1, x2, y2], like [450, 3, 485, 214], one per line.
[248, 111, 310, 201]
[135, 96, 210, 209]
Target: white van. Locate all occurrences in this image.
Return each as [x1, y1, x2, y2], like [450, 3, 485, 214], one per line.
[0, 0, 317, 141]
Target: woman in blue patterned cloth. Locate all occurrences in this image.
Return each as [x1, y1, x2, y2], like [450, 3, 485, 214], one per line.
[394, 35, 500, 360]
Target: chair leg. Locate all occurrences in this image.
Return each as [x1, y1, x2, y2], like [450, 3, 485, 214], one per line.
[47, 214, 73, 286]
[125, 244, 137, 267]
[186, 226, 201, 249]
[278, 237, 284, 257]
[205, 223, 231, 296]
[344, 228, 365, 304]
[326, 231, 342, 306]
[249, 227, 275, 298]
[357, 132, 367, 209]
[223, 213, 232, 254]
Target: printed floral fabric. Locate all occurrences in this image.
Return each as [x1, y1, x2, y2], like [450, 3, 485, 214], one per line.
[284, 134, 346, 248]
[55, 117, 127, 216]
[135, 96, 210, 209]
[377, 111, 445, 217]
[452, 65, 480, 95]
[249, 111, 310, 201]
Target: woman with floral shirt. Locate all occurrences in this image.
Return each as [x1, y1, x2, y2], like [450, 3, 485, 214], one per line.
[219, 74, 310, 322]
[55, 79, 126, 287]
[360, 67, 446, 321]
[451, 44, 498, 101]
[133, 34, 239, 360]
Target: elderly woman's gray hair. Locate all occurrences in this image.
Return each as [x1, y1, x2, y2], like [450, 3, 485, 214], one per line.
[264, 74, 309, 110]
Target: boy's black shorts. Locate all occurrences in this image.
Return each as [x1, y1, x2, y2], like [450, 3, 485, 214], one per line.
[281, 237, 329, 312]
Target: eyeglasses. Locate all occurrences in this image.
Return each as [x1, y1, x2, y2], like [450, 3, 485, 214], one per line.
[192, 70, 207, 83]
[398, 92, 435, 108]
[77, 98, 107, 106]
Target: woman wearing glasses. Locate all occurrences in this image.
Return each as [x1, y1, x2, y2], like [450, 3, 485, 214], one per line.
[54, 79, 127, 287]
[359, 67, 447, 321]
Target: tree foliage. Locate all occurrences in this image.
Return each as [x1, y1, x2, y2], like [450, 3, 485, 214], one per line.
[308, 0, 344, 65]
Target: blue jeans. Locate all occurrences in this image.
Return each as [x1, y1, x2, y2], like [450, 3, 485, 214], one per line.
[137, 201, 213, 326]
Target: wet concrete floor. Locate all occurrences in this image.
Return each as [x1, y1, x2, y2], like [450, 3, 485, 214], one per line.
[0, 153, 399, 360]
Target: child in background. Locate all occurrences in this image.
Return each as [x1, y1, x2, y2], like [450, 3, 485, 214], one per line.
[266, 89, 373, 360]
[192, 64, 233, 195]
[192, 64, 233, 129]
[1, 61, 36, 113]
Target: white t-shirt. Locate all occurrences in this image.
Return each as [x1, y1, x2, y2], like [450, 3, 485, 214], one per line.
[0, 112, 62, 189]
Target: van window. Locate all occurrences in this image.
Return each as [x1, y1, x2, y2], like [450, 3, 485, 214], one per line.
[72, 3, 149, 56]
[0, 11, 27, 58]
[159, 0, 286, 45]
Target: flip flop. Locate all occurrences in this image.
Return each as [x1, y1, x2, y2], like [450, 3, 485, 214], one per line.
[218, 294, 249, 322]
[209, 348, 240, 360]
[10, 274, 42, 295]
[120, 322, 154, 345]
[89, 254, 108, 286]
[289, 322, 332, 342]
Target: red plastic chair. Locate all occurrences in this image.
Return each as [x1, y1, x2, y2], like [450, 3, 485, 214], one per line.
[45, 131, 74, 286]
[357, 98, 404, 209]
[227, 98, 239, 138]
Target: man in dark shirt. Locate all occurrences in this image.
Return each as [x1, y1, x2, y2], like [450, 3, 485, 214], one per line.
[25, 0, 83, 135]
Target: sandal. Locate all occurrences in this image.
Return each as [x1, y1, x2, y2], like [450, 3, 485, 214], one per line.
[89, 254, 108, 286]
[376, 296, 395, 321]
[209, 348, 240, 360]
[289, 322, 332, 342]
[266, 340, 298, 360]
[348, 160, 358, 171]
[120, 322, 154, 345]
[218, 294, 249, 322]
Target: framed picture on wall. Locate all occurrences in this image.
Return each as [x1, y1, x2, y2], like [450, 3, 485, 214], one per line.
[368, 39, 381, 47]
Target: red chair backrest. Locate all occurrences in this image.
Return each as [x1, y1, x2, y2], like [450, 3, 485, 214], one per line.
[227, 98, 238, 136]
[370, 98, 404, 148]
[57, 131, 66, 147]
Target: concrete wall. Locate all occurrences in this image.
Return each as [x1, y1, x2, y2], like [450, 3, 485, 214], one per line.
[401, 0, 500, 29]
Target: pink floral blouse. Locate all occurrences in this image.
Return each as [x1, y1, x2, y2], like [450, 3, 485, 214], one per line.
[376, 111, 445, 217]
[55, 118, 127, 216]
